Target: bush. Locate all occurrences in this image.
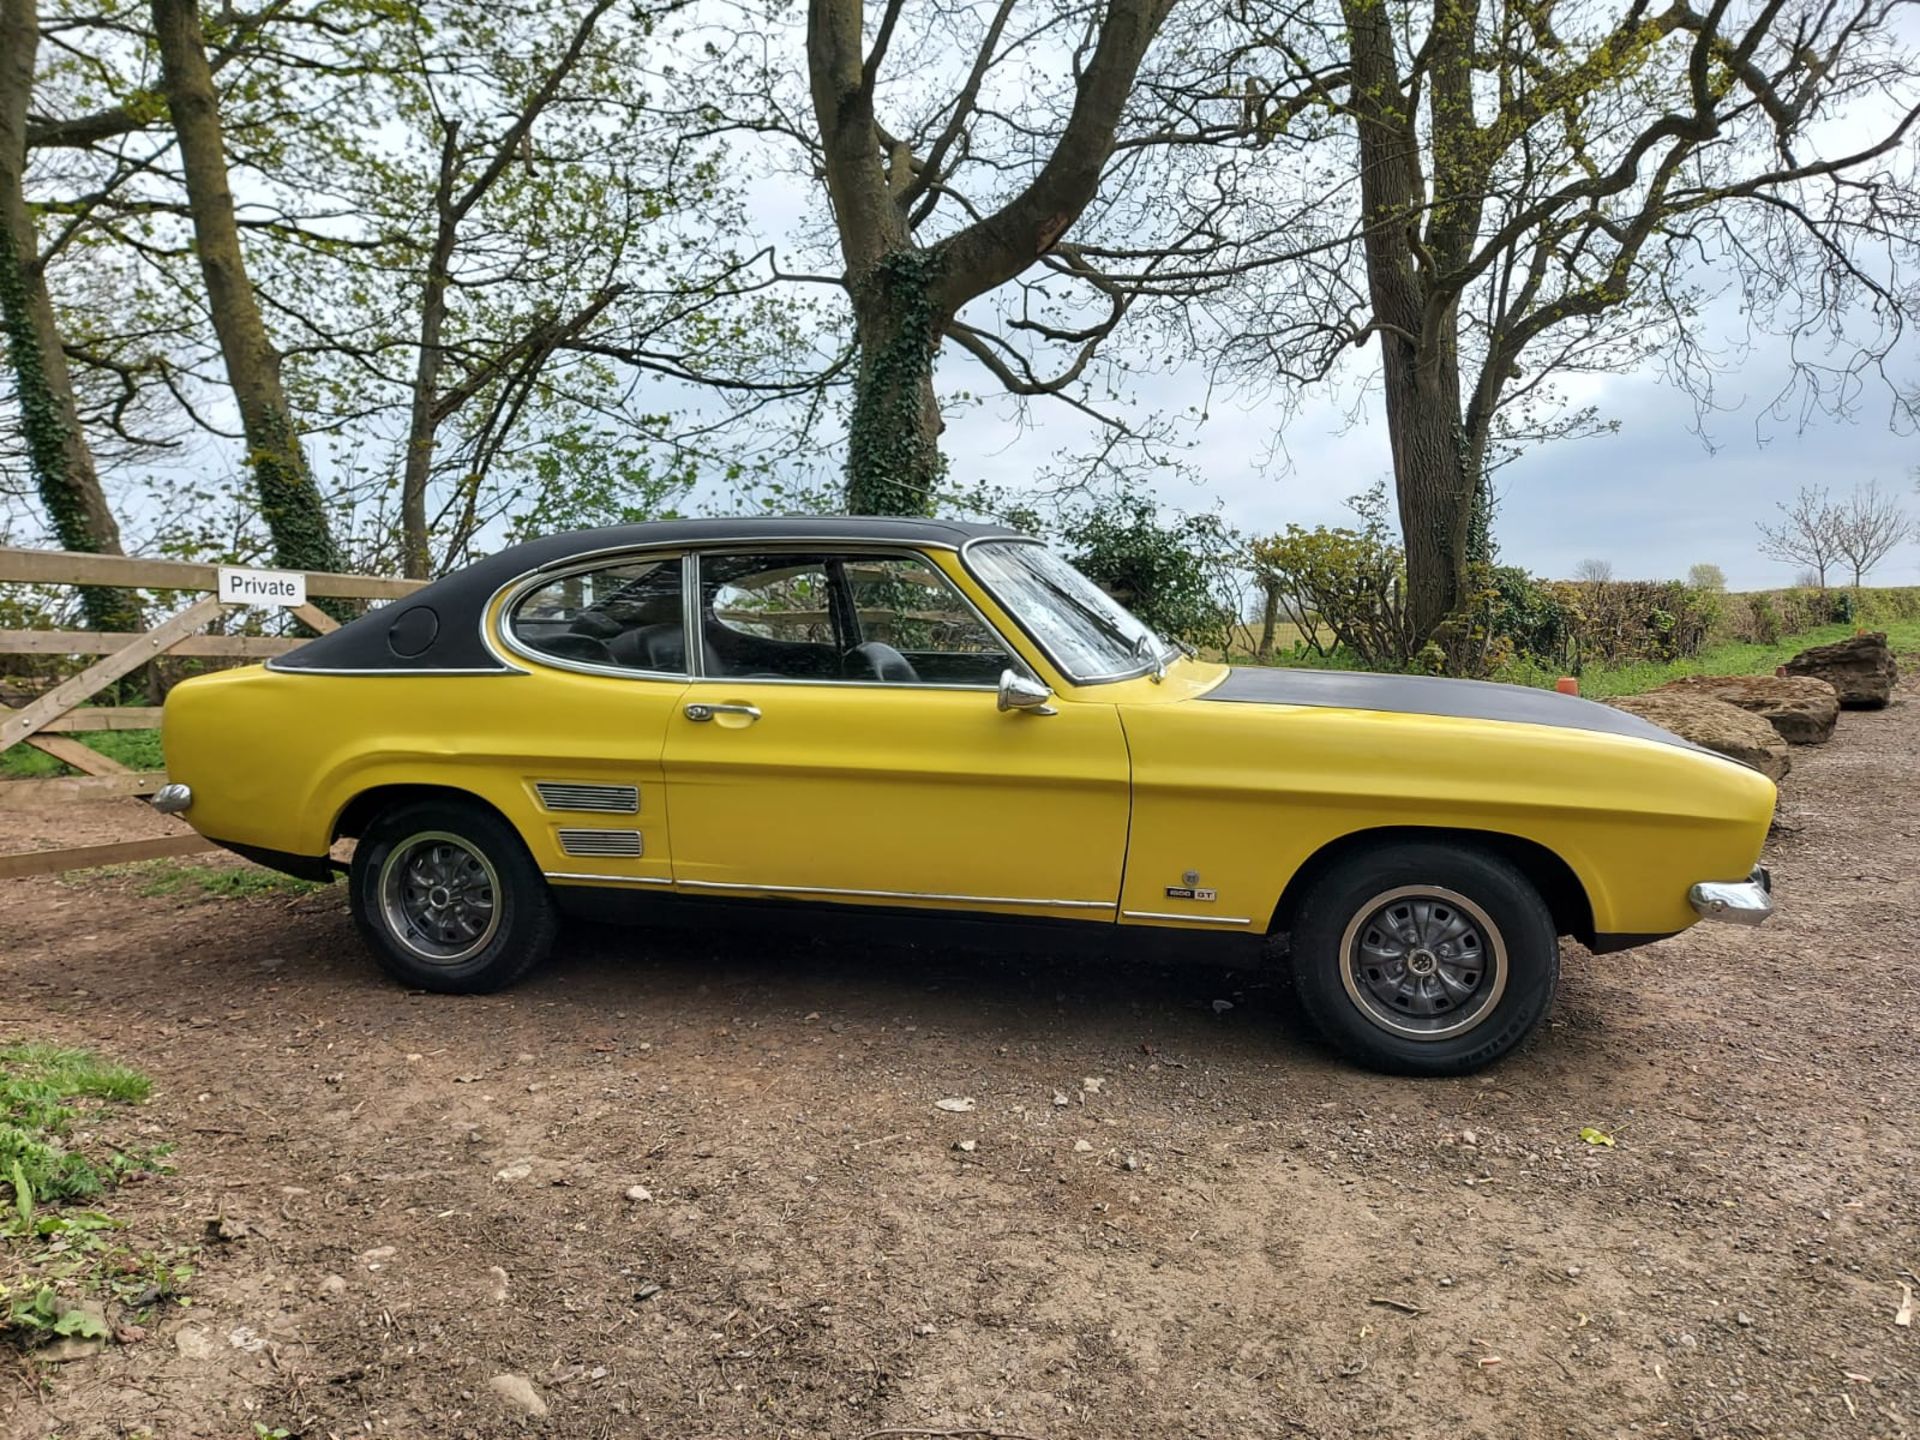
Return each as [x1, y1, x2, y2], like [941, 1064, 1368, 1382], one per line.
[1249, 494, 1419, 670]
[1549, 579, 1715, 666]
[1064, 489, 1237, 653]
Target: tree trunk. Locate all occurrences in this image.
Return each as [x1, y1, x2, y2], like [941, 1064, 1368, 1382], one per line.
[401, 127, 461, 579]
[151, 0, 346, 595]
[845, 251, 945, 516]
[806, 0, 1170, 516]
[0, 0, 140, 632]
[1342, 0, 1474, 648]
[1255, 587, 1278, 662]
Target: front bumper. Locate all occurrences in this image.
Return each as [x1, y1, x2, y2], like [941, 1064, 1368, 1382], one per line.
[1689, 865, 1774, 926]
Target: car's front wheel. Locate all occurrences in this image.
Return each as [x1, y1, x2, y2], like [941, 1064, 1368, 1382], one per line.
[1290, 842, 1559, 1075]
[348, 797, 556, 993]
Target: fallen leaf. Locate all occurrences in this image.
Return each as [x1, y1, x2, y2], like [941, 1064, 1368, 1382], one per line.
[1578, 1126, 1615, 1148]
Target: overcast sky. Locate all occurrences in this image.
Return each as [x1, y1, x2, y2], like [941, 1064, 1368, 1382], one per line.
[933, 307, 1920, 593]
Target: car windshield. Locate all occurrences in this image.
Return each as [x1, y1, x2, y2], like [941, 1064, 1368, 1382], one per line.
[966, 540, 1176, 683]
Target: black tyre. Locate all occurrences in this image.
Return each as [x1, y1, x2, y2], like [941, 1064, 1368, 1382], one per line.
[348, 797, 557, 994]
[1290, 842, 1558, 1076]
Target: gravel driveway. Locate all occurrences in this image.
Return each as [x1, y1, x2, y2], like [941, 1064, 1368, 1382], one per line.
[1, 663, 1915, 1439]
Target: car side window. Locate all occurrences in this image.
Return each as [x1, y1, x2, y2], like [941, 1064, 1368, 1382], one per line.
[508, 556, 688, 674]
[840, 555, 1009, 686]
[698, 551, 1011, 686]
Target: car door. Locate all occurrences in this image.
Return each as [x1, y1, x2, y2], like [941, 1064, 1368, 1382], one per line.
[660, 547, 1131, 920]
[493, 551, 693, 887]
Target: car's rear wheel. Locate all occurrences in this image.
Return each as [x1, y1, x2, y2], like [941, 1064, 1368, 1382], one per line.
[1290, 842, 1558, 1075]
[349, 797, 556, 993]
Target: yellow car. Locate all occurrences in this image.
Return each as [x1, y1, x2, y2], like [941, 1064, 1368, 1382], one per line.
[157, 518, 1776, 1074]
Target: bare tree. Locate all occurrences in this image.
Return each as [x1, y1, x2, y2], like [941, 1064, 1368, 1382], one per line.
[1832, 480, 1914, 586]
[1572, 558, 1614, 584]
[801, 0, 1180, 514]
[151, 0, 345, 585]
[1192, 0, 1920, 649]
[1686, 563, 1726, 593]
[1758, 485, 1843, 588]
[0, 0, 137, 629]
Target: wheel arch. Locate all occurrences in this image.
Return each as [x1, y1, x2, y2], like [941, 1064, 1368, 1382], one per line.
[1267, 826, 1596, 944]
[331, 782, 516, 845]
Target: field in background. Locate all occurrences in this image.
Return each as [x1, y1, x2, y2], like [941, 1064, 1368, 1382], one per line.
[1499, 616, 1920, 697]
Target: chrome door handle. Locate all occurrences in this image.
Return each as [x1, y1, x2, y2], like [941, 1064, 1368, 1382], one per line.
[685, 702, 760, 722]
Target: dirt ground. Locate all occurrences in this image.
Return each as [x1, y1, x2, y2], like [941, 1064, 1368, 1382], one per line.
[1, 670, 1916, 1440]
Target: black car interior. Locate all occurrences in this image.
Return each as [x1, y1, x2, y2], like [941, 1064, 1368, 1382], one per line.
[514, 551, 1010, 687]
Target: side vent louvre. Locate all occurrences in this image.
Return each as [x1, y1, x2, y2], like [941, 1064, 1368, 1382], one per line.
[558, 829, 644, 858]
[536, 782, 639, 814]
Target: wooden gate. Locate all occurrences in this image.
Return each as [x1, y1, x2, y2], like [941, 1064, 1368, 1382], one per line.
[0, 547, 421, 880]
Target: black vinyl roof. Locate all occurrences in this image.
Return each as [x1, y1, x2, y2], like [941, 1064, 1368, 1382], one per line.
[271, 516, 1031, 674]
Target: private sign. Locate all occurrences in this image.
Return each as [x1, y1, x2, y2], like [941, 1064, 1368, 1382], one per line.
[217, 565, 307, 607]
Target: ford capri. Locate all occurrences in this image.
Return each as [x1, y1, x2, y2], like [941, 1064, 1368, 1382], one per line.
[156, 517, 1776, 1074]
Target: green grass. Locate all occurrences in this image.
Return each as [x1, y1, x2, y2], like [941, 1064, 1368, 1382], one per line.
[0, 1045, 153, 1208]
[126, 859, 329, 900]
[0, 1045, 190, 1347]
[1495, 618, 1920, 698]
[0, 728, 163, 780]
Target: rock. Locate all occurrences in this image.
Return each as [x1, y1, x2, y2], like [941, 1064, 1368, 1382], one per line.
[1605, 693, 1790, 781]
[173, 1325, 217, 1360]
[489, 1373, 549, 1417]
[933, 1097, 975, 1113]
[624, 1184, 653, 1203]
[359, 1245, 396, 1269]
[204, 1214, 251, 1244]
[317, 1273, 348, 1299]
[495, 1161, 533, 1182]
[39, 1334, 105, 1363]
[953, 1139, 977, 1153]
[1654, 674, 1840, 744]
[1781, 631, 1896, 708]
[1073, 1139, 1094, 1153]
[486, 1266, 510, 1303]
[1081, 1077, 1105, 1095]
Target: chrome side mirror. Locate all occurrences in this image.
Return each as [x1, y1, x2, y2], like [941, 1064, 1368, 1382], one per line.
[997, 669, 1056, 716]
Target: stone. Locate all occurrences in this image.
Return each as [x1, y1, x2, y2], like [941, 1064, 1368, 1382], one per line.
[1781, 631, 1897, 708]
[173, 1325, 216, 1360]
[1654, 674, 1840, 744]
[317, 1273, 348, 1299]
[39, 1334, 105, 1363]
[1606, 693, 1790, 781]
[489, 1373, 549, 1417]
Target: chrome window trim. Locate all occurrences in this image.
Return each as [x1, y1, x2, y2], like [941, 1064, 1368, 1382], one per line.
[676, 878, 1114, 910]
[264, 661, 527, 676]
[957, 535, 1176, 687]
[685, 543, 1019, 693]
[1121, 910, 1254, 927]
[493, 551, 695, 684]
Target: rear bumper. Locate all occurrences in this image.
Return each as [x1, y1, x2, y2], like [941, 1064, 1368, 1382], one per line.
[1689, 865, 1774, 926]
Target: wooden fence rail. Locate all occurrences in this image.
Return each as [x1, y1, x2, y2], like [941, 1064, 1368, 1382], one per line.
[1, 547, 421, 880]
